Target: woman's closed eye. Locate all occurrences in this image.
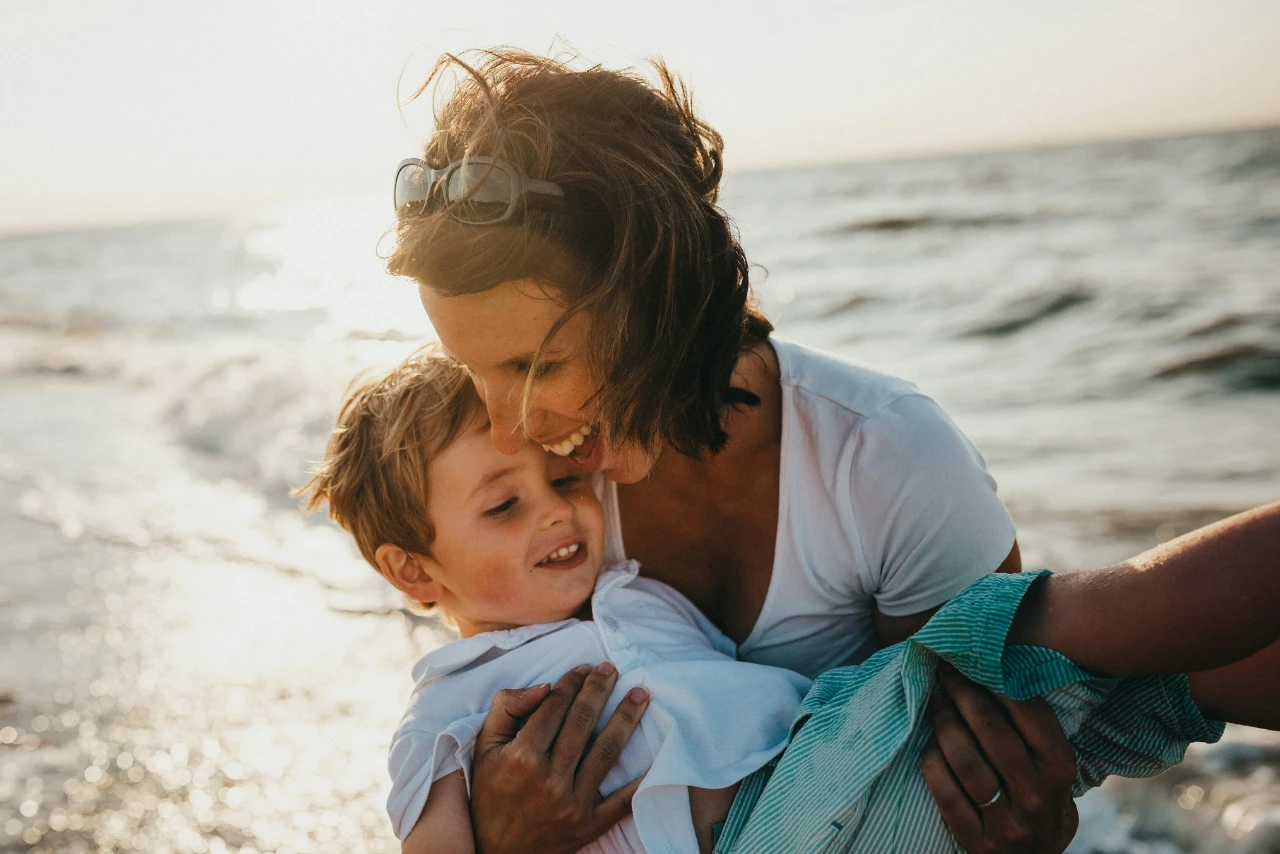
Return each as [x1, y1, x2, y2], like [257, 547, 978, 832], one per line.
[512, 360, 560, 379]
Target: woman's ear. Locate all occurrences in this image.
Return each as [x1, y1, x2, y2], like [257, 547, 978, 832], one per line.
[375, 544, 444, 604]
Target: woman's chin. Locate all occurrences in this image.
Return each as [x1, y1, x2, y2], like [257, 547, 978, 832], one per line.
[598, 449, 658, 484]
[563, 431, 657, 482]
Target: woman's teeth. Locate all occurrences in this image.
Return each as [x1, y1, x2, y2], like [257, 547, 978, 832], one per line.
[542, 542, 581, 563]
[542, 424, 591, 457]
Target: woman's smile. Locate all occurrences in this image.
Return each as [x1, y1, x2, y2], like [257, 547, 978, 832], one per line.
[540, 423, 592, 457]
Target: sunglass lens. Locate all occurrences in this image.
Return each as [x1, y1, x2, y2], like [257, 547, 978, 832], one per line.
[446, 161, 515, 205]
[395, 163, 431, 211]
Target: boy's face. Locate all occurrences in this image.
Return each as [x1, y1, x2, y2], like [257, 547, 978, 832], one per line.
[420, 412, 605, 636]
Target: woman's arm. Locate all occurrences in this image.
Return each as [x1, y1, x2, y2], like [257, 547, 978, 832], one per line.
[1007, 501, 1280, 679]
[468, 665, 650, 854]
[402, 771, 475, 854]
[874, 542, 1024, 644]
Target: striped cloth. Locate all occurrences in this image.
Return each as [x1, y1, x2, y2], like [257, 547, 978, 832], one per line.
[715, 570, 1224, 854]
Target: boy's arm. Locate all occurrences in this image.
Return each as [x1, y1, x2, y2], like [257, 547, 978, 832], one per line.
[402, 771, 476, 854]
[1008, 501, 1280, 680]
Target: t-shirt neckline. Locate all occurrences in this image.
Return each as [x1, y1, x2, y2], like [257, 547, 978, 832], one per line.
[606, 336, 796, 656]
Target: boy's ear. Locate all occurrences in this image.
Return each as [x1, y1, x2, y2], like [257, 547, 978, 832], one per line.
[375, 544, 444, 604]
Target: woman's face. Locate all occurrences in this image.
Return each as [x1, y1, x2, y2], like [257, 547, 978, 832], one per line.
[420, 279, 658, 483]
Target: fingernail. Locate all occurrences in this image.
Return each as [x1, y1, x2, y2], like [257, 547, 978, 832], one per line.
[573, 664, 593, 675]
[526, 682, 551, 694]
[629, 687, 648, 703]
[596, 661, 617, 676]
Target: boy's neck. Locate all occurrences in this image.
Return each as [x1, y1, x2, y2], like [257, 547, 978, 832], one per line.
[454, 598, 594, 638]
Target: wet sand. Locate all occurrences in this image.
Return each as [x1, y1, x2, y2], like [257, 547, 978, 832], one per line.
[0, 473, 444, 852]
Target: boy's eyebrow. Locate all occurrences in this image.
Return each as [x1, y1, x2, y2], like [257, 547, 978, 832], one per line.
[471, 465, 520, 498]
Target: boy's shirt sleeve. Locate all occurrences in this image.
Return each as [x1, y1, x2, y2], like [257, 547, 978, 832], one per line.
[386, 715, 485, 843]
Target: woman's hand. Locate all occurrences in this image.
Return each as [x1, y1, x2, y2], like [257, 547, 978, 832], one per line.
[921, 664, 1079, 854]
[469, 662, 650, 854]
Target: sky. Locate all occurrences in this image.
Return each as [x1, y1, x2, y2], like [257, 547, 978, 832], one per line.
[3, 0, 1280, 235]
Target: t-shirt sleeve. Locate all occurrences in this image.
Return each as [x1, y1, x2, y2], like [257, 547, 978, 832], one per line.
[848, 392, 1017, 617]
[386, 727, 468, 843]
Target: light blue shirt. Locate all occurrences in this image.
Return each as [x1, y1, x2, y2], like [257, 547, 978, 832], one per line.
[715, 570, 1224, 853]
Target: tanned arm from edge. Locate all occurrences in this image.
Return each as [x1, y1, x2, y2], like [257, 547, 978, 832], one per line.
[1007, 501, 1280, 684]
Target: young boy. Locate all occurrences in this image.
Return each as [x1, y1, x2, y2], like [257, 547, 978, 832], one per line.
[301, 346, 1280, 854]
[298, 346, 812, 854]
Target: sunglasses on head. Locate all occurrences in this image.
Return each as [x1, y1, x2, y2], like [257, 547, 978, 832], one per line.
[393, 156, 568, 224]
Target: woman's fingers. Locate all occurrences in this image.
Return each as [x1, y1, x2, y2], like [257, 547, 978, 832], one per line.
[930, 665, 1079, 853]
[921, 736, 985, 847]
[474, 682, 552, 760]
[935, 665, 1040, 805]
[927, 687, 1002, 805]
[590, 773, 645, 839]
[994, 694, 1078, 783]
[575, 685, 650, 796]
[550, 662, 621, 776]
[518, 664, 593, 754]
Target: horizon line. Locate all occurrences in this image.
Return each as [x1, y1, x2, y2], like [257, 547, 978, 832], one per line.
[4, 119, 1277, 241]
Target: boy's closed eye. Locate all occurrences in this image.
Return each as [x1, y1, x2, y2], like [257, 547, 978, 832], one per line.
[485, 497, 517, 516]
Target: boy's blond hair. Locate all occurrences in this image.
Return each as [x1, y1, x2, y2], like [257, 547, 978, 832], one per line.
[297, 345, 483, 587]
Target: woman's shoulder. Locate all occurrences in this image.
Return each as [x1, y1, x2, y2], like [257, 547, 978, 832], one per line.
[771, 336, 923, 421]
[769, 337, 965, 464]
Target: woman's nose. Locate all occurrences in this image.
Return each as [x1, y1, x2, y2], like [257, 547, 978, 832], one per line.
[483, 386, 545, 455]
[486, 394, 526, 454]
[484, 384, 547, 455]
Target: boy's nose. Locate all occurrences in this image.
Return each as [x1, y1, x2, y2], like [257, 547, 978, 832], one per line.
[539, 492, 576, 529]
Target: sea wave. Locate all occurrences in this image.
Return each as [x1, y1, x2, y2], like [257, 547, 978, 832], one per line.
[963, 286, 1095, 337]
[1152, 342, 1280, 391]
[832, 212, 1031, 234]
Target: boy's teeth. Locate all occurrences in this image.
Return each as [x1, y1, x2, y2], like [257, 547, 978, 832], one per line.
[544, 542, 581, 563]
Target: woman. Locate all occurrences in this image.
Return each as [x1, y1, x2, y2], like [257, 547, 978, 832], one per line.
[389, 49, 1079, 853]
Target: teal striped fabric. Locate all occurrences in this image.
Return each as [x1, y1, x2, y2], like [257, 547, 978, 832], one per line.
[715, 570, 1225, 854]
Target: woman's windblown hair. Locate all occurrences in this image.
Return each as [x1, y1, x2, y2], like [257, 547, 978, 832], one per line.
[388, 48, 771, 457]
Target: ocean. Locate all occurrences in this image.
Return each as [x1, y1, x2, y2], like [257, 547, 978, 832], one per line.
[1, 126, 1278, 851]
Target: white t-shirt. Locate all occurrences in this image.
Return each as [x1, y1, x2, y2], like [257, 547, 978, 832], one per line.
[386, 562, 811, 854]
[599, 338, 1017, 680]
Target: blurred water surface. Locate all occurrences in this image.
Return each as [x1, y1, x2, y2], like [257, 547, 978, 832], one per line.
[1, 126, 1278, 851]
